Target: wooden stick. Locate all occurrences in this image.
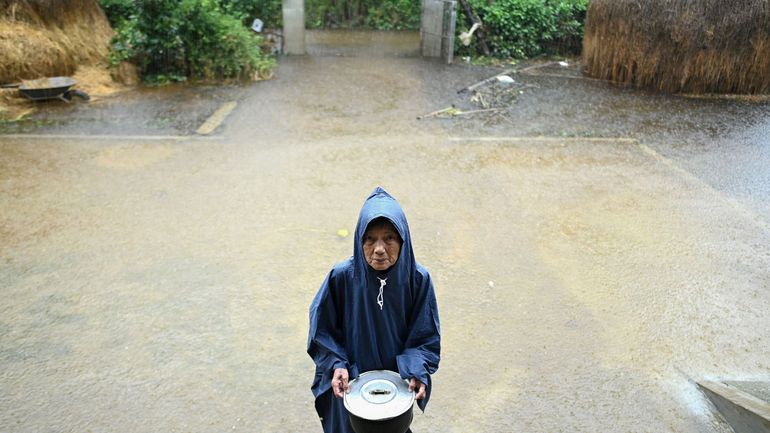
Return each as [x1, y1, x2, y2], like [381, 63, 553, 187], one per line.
[516, 61, 561, 75]
[458, 69, 515, 94]
[453, 108, 501, 116]
[458, 62, 563, 95]
[417, 106, 501, 120]
[417, 105, 456, 120]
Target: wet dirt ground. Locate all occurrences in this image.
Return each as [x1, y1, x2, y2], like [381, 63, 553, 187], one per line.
[1, 31, 769, 433]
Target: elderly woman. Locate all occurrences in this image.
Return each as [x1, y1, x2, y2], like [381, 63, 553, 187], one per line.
[307, 187, 441, 433]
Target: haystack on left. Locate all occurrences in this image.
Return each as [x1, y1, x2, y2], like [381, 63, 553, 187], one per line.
[0, 0, 113, 84]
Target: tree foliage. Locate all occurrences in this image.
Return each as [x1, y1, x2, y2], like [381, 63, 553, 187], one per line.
[218, 0, 283, 27]
[101, 0, 588, 71]
[100, 0, 275, 82]
[305, 0, 419, 29]
[462, 0, 587, 58]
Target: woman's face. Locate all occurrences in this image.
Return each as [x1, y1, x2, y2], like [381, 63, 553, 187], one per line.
[363, 220, 402, 271]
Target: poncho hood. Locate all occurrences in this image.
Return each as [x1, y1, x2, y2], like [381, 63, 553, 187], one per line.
[352, 186, 417, 287]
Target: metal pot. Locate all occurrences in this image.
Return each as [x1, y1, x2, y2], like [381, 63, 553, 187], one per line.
[344, 370, 415, 433]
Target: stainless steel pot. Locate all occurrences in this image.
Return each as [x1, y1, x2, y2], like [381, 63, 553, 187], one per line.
[344, 370, 415, 433]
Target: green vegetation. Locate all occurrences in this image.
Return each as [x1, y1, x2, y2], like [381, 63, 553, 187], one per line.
[218, 0, 283, 27]
[100, 0, 275, 83]
[99, 0, 135, 26]
[303, 0, 585, 56]
[305, 0, 419, 29]
[461, 0, 587, 58]
[100, 0, 586, 76]
[302, 0, 586, 55]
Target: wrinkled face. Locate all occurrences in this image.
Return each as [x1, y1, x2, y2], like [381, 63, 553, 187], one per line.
[363, 219, 402, 271]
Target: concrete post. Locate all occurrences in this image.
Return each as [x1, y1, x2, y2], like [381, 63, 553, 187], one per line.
[282, 0, 306, 55]
[420, 0, 442, 58]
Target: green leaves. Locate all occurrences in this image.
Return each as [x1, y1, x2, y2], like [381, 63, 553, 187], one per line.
[305, 0, 420, 29]
[100, 0, 275, 81]
[219, 0, 282, 26]
[466, 0, 587, 59]
[99, 0, 135, 26]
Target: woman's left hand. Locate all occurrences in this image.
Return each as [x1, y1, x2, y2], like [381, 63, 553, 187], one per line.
[408, 378, 426, 400]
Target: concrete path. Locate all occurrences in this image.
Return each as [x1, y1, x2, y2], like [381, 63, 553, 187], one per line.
[1, 33, 769, 432]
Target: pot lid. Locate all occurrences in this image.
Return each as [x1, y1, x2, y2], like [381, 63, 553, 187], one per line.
[344, 370, 415, 421]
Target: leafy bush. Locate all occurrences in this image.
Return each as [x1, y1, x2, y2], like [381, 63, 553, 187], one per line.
[183, 0, 275, 79]
[305, 0, 420, 29]
[365, 0, 420, 30]
[130, 0, 187, 79]
[462, 0, 587, 58]
[219, 0, 283, 28]
[103, 0, 275, 82]
[99, 0, 135, 26]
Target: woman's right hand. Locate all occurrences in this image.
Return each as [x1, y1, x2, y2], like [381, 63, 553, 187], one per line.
[332, 368, 350, 398]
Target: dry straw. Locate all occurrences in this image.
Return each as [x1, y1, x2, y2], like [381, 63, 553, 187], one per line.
[0, 0, 112, 83]
[583, 0, 770, 94]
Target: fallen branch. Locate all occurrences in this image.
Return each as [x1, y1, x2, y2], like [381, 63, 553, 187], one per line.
[516, 61, 561, 75]
[458, 69, 515, 94]
[417, 105, 460, 120]
[506, 83, 540, 92]
[417, 106, 502, 120]
[454, 108, 502, 116]
[458, 62, 565, 94]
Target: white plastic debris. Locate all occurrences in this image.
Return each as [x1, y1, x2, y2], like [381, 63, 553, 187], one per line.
[251, 18, 264, 33]
[460, 22, 481, 46]
[558, 61, 569, 67]
[496, 75, 515, 84]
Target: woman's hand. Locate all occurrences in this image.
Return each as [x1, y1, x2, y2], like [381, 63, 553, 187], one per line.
[408, 378, 426, 400]
[332, 368, 350, 398]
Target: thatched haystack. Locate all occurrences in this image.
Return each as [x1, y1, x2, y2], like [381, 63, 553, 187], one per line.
[0, 0, 113, 84]
[583, 0, 770, 94]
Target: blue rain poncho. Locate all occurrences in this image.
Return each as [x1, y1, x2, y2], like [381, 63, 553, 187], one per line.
[307, 187, 441, 433]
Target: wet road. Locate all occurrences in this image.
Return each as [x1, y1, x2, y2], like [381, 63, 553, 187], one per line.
[2, 31, 770, 433]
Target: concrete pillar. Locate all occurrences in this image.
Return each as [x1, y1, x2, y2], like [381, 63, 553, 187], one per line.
[420, 0, 442, 58]
[282, 0, 306, 55]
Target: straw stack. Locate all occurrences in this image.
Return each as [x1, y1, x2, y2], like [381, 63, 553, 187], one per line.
[0, 0, 112, 83]
[583, 0, 770, 94]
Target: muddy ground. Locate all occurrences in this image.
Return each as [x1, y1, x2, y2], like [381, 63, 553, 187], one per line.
[1, 30, 769, 433]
